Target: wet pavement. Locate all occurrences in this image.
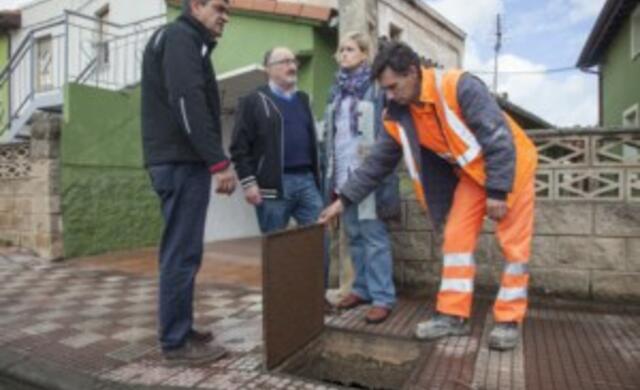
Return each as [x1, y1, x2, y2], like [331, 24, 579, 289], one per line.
[0, 242, 639, 390]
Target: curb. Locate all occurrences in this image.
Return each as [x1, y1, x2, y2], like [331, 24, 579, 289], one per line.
[0, 347, 188, 390]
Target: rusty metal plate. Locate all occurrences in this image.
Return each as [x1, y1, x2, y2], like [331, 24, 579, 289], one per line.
[262, 224, 325, 370]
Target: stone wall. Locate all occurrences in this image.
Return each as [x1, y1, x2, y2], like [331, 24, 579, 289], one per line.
[0, 113, 63, 260]
[394, 128, 640, 302]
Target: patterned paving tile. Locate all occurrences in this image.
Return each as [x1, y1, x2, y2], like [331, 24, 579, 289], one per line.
[106, 343, 157, 362]
[163, 368, 210, 387]
[198, 370, 259, 389]
[91, 297, 121, 306]
[111, 328, 156, 343]
[60, 332, 107, 349]
[23, 321, 63, 335]
[122, 303, 156, 315]
[79, 306, 114, 318]
[116, 315, 155, 327]
[72, 318, 114, 332]
[35, 309, 73, 322]
[100, 363, 150, 382]
[129, 365, 184, 386]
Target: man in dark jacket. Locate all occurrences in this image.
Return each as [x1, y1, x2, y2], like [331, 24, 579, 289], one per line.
[230, 47, 323, 233]
[141, 0, 235, 364]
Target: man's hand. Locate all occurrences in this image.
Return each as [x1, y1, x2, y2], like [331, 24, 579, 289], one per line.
[244, 184, 263, 205]
[318, 199, 345, 226]
[486, 198, 508, 221]
[214, 167, 237, 195]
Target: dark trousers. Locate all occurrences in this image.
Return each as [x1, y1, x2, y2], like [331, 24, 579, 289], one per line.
[148, 163, 211, 351]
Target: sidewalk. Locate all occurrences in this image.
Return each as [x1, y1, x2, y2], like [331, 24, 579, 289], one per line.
[0, 243, 332, 390]
[0, 243, 639, 390]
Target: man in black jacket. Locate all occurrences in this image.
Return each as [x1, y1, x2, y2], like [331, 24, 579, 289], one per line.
[230, 47, 323, 233]
[141, 0, 235, 364]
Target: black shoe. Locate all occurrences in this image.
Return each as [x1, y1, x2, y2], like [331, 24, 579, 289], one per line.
[163, 339, 227, 365]
[189, 328, 214, 344]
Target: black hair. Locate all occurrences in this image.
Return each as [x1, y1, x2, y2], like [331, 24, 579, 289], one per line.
[371, 40, 421, 80]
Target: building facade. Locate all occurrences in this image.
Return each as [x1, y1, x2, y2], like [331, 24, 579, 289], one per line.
[578, 0, 640, 127]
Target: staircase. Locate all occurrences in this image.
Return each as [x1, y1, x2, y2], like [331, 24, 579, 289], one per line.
[0, 10, 166, 142]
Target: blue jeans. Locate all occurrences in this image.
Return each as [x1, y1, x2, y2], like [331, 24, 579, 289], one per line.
[256, 173, 323, 233]
[343, 204, 396, 308]
[257, 173, 329, 288]
[148, 163, 210, 351]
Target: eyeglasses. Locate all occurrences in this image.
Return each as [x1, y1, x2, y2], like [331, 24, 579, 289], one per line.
[267, 58, 300, 67]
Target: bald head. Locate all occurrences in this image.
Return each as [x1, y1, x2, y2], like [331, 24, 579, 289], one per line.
[264, 47, 299, 91]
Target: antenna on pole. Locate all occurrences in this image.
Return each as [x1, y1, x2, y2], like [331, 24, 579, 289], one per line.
[493, 13, 502, 93]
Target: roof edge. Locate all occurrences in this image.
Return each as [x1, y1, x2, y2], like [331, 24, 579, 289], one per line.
[577, 0, 630, 68]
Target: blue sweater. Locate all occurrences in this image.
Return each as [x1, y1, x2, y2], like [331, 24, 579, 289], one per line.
[269, 91, 314, 171]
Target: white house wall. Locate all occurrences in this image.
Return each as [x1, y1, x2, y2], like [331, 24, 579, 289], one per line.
[377, 0, 464, 68]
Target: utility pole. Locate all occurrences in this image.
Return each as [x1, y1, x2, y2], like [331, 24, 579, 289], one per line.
[338, 0, 378, 54]
[493, 13, 502, 93]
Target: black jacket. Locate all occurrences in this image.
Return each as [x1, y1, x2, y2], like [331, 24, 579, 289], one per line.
[230, 86, 321, 199]
[141, 14, 229, 172]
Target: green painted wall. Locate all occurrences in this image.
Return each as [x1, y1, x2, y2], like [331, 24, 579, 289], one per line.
[602, 15, 640, 126]
[167, 5, 337, 117]
[61, 83, 162, 258]
[0, 34, 9, 135]
[310, 28, 338, 116]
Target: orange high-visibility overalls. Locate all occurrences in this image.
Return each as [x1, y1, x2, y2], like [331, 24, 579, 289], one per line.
[384, 68, 538, 322]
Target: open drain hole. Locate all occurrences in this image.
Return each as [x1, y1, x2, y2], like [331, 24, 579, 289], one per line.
[277, 329, 421, 390]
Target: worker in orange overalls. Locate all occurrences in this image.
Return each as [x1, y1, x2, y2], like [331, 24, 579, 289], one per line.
[319, 41, 538, 351]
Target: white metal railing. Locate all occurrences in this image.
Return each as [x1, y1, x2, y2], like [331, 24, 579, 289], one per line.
[0, 10, 166, 141]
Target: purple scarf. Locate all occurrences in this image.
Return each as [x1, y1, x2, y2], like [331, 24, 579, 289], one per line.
[330, 64, 372, 136]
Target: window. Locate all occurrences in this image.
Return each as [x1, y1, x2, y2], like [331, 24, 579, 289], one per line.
[623, 103, 639, 127]
[632, 4, 640, 60]
[35, 35, 53, 92]
[95, 4, 110, 67]
[389, 23, 403, 42]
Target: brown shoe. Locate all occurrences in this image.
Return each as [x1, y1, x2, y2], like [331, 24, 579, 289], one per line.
[365, 306, 391, 324]
[336, 294, 369, 310]
[189, 328, 213, 344]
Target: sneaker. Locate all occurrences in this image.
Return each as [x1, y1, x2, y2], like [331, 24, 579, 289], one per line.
[163, 339, 228, 365]
[488, 322, 519, 351]
[415, 313, 471, 340]
[188, 328, 214, 344]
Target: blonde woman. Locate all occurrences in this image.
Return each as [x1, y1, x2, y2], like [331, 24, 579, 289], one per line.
[323, 33, 400, 324]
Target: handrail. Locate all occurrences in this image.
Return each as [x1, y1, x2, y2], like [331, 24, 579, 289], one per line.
[63, 10, 166, 29]
[1, 9, 167, 141]
[0, 19, 66, 81]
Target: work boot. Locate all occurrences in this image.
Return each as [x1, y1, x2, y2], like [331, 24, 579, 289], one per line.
[415, 313, 470, 340]
[188, 328, 214, 344]
[488, 322, 519, 351]
[163, 339, 228, 365]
